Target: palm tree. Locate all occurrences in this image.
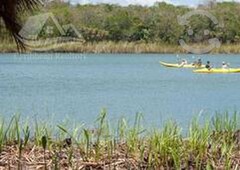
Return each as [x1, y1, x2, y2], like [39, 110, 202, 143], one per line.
[0, 0, 41, 50]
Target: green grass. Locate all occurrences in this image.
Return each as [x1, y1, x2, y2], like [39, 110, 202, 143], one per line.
[0, 111, 239, 169]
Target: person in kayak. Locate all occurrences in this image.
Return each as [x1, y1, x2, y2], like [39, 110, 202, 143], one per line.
[222, 62, 229, 69]
[180, 59, 188, 67]
[205, 61, 212, 70]
[192, 58, 202, 67]
[196, 58, 202, 67]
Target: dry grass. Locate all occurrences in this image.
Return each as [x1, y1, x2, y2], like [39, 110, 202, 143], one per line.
[1, 41, 240, 54]
[0, 42, 17, 53]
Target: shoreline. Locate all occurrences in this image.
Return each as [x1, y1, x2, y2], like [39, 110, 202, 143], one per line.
[1, 41, 240, 54]
[0, 112, 239, 169]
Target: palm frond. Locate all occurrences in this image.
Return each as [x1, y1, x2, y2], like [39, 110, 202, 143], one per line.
[0, 0, 42, 51]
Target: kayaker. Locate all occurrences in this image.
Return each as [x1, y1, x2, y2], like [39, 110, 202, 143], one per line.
[205, 61, 211, 70]
[193, 58, 202, 67]
[197, 58, 202, 67]
[222, 62, 229, 69]
[192, 58, 202, 67]
[180, 59, 187, 67]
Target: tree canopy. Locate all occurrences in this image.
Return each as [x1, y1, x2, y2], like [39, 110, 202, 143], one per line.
[1, 1, 240, 46]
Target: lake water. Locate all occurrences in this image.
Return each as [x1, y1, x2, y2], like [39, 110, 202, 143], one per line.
[0, 53, 240, 128]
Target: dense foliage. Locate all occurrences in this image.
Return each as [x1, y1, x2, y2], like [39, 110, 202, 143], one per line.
[1, 1, 240, 45]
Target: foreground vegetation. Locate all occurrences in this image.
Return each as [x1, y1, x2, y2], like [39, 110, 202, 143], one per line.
[0, 110, 239, 169]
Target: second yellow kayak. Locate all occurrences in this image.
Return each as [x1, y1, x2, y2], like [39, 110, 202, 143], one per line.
[193, 68, 240, 73]
[159, 61, 205, 68]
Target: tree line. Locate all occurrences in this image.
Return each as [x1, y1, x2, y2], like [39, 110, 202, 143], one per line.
[1, 1, 240, 45]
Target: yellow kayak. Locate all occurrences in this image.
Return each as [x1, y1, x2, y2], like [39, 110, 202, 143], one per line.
[159, 61, 205, 68]
[193, 68, 240, 73]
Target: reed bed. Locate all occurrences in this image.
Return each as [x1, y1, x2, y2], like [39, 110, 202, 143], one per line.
[0, 42, 17, 53]
[0, 110, 239, 169]
[2, 41, 240, 54]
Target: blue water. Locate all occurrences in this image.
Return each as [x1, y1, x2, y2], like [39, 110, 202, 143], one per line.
[0, 53, 240, 127]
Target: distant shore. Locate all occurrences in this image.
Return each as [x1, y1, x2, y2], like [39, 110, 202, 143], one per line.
[1, 41, 240, 54]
